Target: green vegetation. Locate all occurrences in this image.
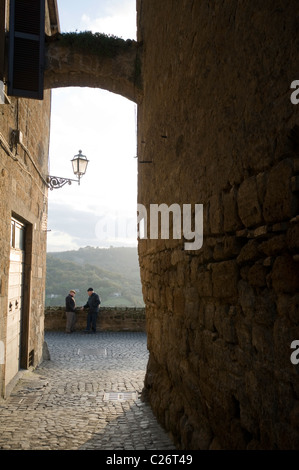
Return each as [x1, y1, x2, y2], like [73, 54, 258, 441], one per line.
[52, 31, 143, 90]
[58, 31, 134, 58]
[46, 246, 144, 308]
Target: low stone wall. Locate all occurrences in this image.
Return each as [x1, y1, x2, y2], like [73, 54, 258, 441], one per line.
[44, 306, 146, 332]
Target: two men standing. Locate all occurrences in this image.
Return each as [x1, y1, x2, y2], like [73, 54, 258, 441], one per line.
[65, 287, 101, 334]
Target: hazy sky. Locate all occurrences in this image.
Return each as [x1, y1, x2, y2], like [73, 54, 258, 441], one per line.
[47, 0, 138, 252]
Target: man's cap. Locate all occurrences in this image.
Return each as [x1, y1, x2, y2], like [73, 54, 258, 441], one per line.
[87, 287, 93, 292]
[70, 289, 76, 294]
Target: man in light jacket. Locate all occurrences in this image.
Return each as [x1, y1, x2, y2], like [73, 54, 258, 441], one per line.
[65, 289, 76, 333]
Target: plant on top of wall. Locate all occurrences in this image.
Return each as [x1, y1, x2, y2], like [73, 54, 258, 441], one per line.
[49, 31, 135, 59]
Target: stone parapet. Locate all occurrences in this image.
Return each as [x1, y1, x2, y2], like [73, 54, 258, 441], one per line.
[44, 306, 146, 332]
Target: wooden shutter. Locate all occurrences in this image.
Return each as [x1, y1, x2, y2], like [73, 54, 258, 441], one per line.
[8, 0, 45, 100]
[0, 0, 5, 80]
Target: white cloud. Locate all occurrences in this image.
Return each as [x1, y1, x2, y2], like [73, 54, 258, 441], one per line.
[48, 88, 137, 214]
[46, 200, 138, 252]
[81, 0, 136, 39]
[47, 230, 80, 252]
[47, 0, 137, 252]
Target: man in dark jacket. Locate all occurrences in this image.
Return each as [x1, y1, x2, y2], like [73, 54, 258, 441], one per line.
[65, 289, 76, 333]
[82, 287, 101, 333]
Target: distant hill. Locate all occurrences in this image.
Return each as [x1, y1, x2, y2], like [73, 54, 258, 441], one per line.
[46, 246, 145, 308]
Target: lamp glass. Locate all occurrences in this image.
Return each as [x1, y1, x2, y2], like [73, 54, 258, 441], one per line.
[71, 150, 89, 176]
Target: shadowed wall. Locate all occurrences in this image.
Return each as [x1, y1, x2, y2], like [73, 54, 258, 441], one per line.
[137, 0, 299, 449]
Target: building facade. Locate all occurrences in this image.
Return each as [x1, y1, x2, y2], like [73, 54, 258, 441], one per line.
[0, 0, 59, 397]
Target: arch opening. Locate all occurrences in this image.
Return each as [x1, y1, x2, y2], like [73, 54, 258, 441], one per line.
[46, 86, 144, 310]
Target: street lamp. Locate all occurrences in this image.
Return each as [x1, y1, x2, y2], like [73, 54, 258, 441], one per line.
[71, 150, 89, 184]
[47, 150, 89, 190]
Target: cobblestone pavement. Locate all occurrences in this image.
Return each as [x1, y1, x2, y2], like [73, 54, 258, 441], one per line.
[0, 331, 176, 451]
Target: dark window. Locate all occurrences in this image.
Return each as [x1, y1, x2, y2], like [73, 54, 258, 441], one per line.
[7, 0, 45, 100]
[0, 0, 6, 80]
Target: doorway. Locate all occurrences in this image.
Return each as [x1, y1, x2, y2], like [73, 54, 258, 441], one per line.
[5, 217, 26, 387]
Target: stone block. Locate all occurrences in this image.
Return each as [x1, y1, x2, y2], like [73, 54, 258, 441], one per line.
[214, 236, 243, 261]
[233, 398, 256, 440]
[287, 293, 299, 324]
[209, 193, 223, 235]
[276, 294, 293, 320]
[175, 261, 186, 288]
[237, 239, 260, 265]
[173, 291, 185, 315]
[237, 176, 263, 228]
[272, 221, 289, 232]
[238, 280, 255, 317]
[287, 223, 299, 251]
[254, 291, 277, 327]
[271, 255, 299, 294]
[263, 257, 273, 267]
[198, 302, 205, 330]
[184, 288, 199, 328]
[248, 263, 268, 287]
[252, 225, 268, 238]
[223, 187, 242, 232]
[202, 243, 214, 263]
[197, 269, 213, 297]
[289, 402, 299, 430]
[211, 260, 238, 299]
[204, 303, 215, 331]
[170, 249, 185, 266]
[222, 315, 237, 344]
[256, 172, 267, 203]
[263, 159, 298, 223]
[223, 236, 244, 258]
[252, 324, 274, 363]
[259, 234, 287, 257]
[235, 320, 252, 352]
[190, 424, 213, 450]
[273, 316, 298, 372]
[291, 175, 299, 192]
[165, 286, 174, 311]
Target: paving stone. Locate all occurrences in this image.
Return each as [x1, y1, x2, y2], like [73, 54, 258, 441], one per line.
[0, 331, 175, 451]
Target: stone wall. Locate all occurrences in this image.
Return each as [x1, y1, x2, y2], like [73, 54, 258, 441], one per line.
[44, 33, 142, 104]
[137, 0, 299, 449]
[44, 306, 146, 332]
[0, 91, 51, 396]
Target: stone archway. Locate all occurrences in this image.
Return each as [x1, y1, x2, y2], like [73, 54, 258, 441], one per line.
[43, 0, 299, 450]
[44, 32, 143, 104]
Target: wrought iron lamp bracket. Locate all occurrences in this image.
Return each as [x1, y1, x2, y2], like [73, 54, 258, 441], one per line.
[46, 175, 79, 190]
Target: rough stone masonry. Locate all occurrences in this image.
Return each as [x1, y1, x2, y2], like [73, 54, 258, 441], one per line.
[137, 0, 299, 450]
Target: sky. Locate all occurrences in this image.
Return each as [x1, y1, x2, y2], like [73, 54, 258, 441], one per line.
[46, 0, 138, 252]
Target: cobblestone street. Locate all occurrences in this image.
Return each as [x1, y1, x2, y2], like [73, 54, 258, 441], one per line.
[0, 331, 176, 451]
